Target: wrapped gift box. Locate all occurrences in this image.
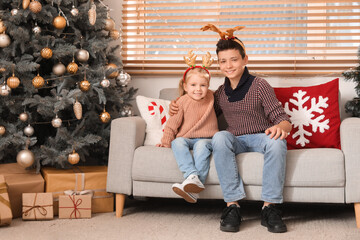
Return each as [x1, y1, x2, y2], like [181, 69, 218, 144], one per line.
[0, 175, 12, 226]
[0, 163, 44, 218]
[22, 193, 53, 220]
[41, 166, 114, 215]
[59, 194, 91, 219]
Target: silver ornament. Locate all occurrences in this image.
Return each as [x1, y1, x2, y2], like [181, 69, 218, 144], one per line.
[17, 149, 35, 168]
[70, 6, 79, 17]
[19, 112, 29, 122]
[32, 25, 41, 34]
[123, 105, 133, 117]
[11, 8, 19, 16]
[0, 33, 11, 48]
[100, 77, 111, 88]
[75, 49, 89, 62]
[24, 124, 34, 137]
[51, 115, 62, 128]
[52, 62, 66, 76]
[117, 71, 131, 86]
[0, 84, 11, 96]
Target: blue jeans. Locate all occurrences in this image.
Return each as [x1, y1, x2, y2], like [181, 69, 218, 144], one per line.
[211, 131, 287, 203]
[171, 137, 213, 184]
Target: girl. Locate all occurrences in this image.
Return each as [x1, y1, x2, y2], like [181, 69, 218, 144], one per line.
[156, 51, 218, 203]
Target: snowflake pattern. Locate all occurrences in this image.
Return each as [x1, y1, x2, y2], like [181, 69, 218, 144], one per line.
[283, 90, 330, 147]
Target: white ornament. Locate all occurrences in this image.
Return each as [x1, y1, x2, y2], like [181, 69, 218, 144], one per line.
[24, 124, 34, 137]
[284, 90, 330, 147]
[71, 6, 79, 17]
[32, 25, 41, 34]
[17, 149, 35, 168]
[0, 84, 11, 96]
[100, 77, 110, 88]
[116, 71, 131, 86]
[11, 9, 19, 16]
[0, 33, 11, 48]
[75, 49, 89, 62]
[52, 62, 66, 76]
[51, 115, 62, 128]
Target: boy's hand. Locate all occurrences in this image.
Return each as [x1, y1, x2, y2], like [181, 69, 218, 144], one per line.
[265, 121, 292, 140]
[169, 100, 179, 116]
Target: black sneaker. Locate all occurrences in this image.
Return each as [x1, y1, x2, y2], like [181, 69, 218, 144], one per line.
[220, 204, 242, 232]
[261, 205, 287, 233]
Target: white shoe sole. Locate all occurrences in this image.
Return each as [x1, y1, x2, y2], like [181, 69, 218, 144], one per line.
[172, 185, 197, 203]
[183, 183, 205, 193]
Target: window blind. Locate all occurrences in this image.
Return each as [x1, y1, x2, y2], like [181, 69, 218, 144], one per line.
[122, 0, 360, 76]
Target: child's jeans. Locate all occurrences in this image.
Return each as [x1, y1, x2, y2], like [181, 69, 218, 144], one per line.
[171, 137, 213, 184]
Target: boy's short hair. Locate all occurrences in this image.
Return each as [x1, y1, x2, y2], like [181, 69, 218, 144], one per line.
[216, 37, 246, 58]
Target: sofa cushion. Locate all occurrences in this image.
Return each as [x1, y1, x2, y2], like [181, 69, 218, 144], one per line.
[132, 147, 345, 187]
[274, 78, 341, 149]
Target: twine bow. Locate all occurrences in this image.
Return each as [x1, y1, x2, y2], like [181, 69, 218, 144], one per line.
[64, 189, 94, 197]
[0, 182, 11, 224]
[22, 193, 52, 220]
[60, 195, 91, 219]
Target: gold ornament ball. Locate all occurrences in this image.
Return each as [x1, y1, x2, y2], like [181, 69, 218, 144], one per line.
[17, 149, 35, 168]
[109, 29, 120, 40]
[105, 63, 119, 79]
[0, 21, 6, 34]
[41, 47, 53, 59]
[67, 62, 78, 74]
[68, 150, 80, 165]
[19, 112, 29, 122]
[105, 18, 115, 31]
[100, 110, 111, 123]
[7, 75, 20, 89]
[29, 0, 42, 13]
[32, 75, 45, 88]
[0, 33, 11, 48]
[53, 16, 67, 30]
[79, 79, 91, 92]
[0, 125, 5, 136]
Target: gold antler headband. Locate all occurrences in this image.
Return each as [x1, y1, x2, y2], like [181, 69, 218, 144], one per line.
[183, 50, 213, 82]
[200, 24, 246, 54]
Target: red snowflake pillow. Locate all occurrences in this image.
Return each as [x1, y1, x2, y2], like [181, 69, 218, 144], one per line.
[273, 78, 341, 149]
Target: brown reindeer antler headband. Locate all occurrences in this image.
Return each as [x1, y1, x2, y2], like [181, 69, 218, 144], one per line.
[183, 50, 214, 82]
[200, 24, 246, 54]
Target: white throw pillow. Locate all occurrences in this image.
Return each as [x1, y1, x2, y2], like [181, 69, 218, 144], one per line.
[136, 95, 171, 146]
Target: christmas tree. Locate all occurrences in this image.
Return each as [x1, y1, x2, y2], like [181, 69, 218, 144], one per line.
[343, 45, 360, 117]
[0, 0, 136, 172]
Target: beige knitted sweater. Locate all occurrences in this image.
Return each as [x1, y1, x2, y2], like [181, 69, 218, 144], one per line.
[161, 91, 219, 148]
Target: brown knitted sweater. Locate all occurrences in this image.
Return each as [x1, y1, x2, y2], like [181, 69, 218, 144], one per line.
[160, 91, 219, 148]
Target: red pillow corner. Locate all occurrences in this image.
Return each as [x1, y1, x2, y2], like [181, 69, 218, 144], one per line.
[274, 78, 341, 150]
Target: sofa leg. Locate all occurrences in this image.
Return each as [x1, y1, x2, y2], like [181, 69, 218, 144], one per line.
[355, 203, 360, 228]
[116, 193, 126, 218]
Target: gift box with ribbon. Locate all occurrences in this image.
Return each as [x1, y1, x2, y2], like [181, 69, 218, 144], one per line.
[0, 163, 44, 218]
[58, 194, 91, 219]
[0, 175, 12, 226]
[22, 193, 53, 220]
[41, 166, 113, 215]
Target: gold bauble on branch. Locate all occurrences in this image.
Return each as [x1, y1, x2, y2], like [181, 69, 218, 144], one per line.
[0, 33, 11, 48]
[79, 79, 91, 92]
[0, 125, 6, 136]
[17, 149, 35, 168]
[109, 29, 120, 40]
[29, 0, 42, 14]
[23, 0, 30, 9]
[73, 99, 82, 120]
[19, 112, 29, 122]
[68, 149, 80, 165]
[53, 16, 66, 30]
[66, 61, 78, 74]
[104, 18, 115, 31]
[99, 109, 111, 123]
[105, 63, 119, 79]
[7, 74, 20, 89]
[41, 47, 53, 59]
[32, 74, 45, 88]
[0, 21, 6, 34]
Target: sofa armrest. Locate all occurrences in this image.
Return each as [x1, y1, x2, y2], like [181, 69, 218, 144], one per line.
[340, 117, 360, 203]
[106, 116, 146, 195]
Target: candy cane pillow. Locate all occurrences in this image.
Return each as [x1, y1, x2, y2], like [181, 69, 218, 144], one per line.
[136, 95, 171, 146]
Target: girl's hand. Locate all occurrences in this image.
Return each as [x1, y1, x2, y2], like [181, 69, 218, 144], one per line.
[265, 121, 292, 140]
[169, 100, 179, 116]
[156, 143, 163, 147]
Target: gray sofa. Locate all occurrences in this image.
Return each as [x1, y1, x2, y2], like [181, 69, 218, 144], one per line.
[106, 88, 360, 228]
